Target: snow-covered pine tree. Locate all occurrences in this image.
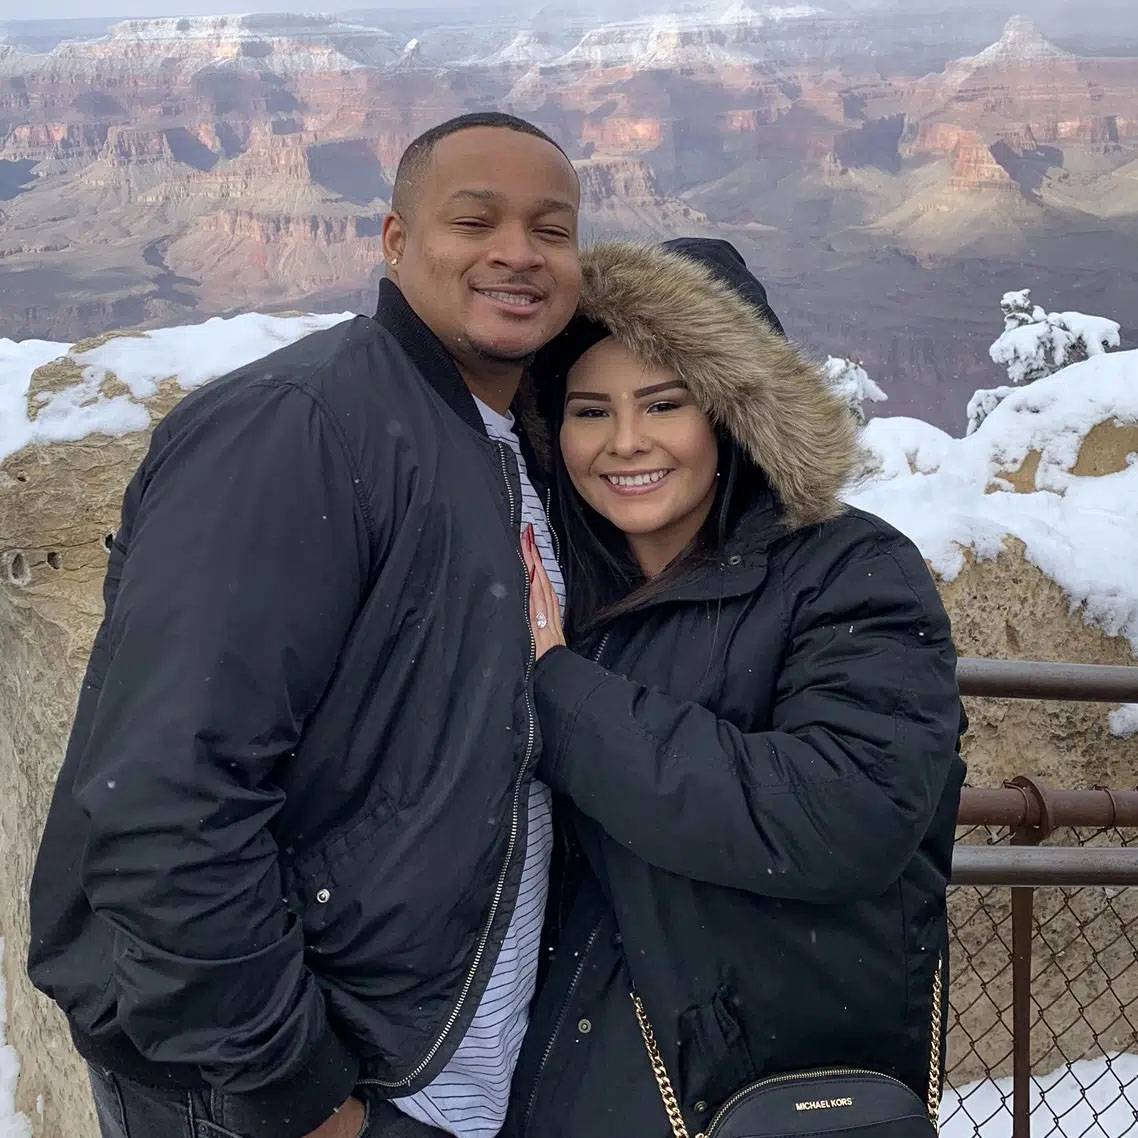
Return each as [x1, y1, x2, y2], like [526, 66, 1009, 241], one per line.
[824, 356, 887, 425]
[989, 288, 1120, 386]
[968, 290, 1122, 434]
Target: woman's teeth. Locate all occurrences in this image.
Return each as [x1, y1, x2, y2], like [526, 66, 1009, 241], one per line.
[605, 471, 669, 487]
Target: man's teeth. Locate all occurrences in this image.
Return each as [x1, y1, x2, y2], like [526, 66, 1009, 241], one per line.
[481, 290, 537, 307]
[606, 471, 669, 487]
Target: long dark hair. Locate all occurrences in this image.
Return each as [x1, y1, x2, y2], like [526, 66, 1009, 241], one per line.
[555, 420, 763, 639]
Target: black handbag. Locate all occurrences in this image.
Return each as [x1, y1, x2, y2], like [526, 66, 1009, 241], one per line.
[631, 959, 943, 1138]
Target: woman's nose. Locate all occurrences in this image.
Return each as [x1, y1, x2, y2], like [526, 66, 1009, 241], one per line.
[608, 414, 649, 457]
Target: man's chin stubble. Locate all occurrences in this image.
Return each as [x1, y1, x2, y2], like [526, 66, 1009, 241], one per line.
[469, 342, 538, 368]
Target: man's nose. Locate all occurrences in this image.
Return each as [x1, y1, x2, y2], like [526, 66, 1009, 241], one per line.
[487, 223, 545, 271]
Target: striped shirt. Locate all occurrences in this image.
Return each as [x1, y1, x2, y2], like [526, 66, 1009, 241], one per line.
[393, 397, 565, 1138]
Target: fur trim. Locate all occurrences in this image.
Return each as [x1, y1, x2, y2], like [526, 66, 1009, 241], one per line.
[577, 242, 858, 529]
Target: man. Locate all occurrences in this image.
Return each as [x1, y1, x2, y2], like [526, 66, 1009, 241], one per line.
[28, 112, 581, 1138]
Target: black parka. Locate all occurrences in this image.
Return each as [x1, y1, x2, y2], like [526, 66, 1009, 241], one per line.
[28, 282, 546, 1138]
[506, 242, 966, 1138]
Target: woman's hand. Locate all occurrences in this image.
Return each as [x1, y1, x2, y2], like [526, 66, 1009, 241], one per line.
[522, 524, 566, 659]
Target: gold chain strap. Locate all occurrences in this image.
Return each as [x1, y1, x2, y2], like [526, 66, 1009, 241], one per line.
[927, 954, 944, 1127]
[634, 955, 946, 1138]
[632, 993, 692, 1138]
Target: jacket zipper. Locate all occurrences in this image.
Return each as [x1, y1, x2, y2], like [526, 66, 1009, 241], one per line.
[544, 487, 562, 566]
[592, 631, 611, 664]
[701, 1067, 918, 1137]
[360, 442, 538, 1091]
[522, 919, 605, 1135]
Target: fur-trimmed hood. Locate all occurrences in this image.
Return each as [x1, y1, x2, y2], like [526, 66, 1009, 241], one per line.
[543, 241, 859, 530]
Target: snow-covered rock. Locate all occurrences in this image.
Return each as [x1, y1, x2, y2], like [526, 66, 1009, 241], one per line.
[479, 31, 560, 68]
[850, 348, 1138, 649]
[0, 313, 352, 466]
[959, 14, 1073, 72]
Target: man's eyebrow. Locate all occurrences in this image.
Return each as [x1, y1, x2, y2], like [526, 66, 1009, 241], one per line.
[445, 188, 499, 204]
[443, 190, 576, 214]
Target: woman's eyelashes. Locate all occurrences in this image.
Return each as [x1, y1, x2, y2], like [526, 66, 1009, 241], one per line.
[567, 399, 686, 419]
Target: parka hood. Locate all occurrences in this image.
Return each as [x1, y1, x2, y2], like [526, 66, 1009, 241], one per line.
[537, 240, 858, 530]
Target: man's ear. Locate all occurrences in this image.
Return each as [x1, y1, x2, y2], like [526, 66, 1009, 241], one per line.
[382, 212, 407, 271]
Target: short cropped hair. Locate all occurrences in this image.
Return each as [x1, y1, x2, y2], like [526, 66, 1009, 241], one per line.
[391, 112, 570, 216]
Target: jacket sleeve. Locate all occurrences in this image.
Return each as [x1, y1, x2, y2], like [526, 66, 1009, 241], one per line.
[73, 379, 373, 1138]
[534, 528, 962, 903]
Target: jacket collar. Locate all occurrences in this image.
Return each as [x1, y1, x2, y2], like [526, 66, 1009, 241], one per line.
[372, 281, 550, 491]
[374, 279, 555, 493]
[373, 278, 486, 437]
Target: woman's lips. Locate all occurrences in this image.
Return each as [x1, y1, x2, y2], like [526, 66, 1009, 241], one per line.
[600, 469, 673, 496]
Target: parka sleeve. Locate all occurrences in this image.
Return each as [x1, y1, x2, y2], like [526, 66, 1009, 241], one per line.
[72, 379, 373, 1138]
[534, 527, 962, 903]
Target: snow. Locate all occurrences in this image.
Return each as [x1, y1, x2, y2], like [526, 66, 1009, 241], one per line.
[550, 2, 823, 69]
[991, 314, 1121, 386]
[1002, 290, 1046, 328]
[0, 312, 352, 466]
[966, 385, 1017, 436]
[1108, 705, 1138, 738]
[848, 349, 1138, 651]
[942, 1053, 1138, 1138]
[0, 940, 33, 1138]
[965, 15, 1073, 69]
[825, 356, 888, 410]
[0, 14, 403, 78]
[717, 1, 821, 22]
[480, 32, 558, 68]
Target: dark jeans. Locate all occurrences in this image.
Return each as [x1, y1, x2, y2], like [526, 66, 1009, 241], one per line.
[88, 1064, 447, 1138]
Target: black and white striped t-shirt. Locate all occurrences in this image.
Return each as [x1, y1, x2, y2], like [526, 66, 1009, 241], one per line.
[394, 397, 565, 1138]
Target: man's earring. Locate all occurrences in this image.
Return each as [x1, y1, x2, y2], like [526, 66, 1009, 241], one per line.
[390, 257, 399, 266]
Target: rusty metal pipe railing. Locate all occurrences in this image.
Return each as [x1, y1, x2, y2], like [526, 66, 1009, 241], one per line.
[951, 845, 1138, 886]
[957, 784, 1138, 831]
[950, 778, 1138, 1138]
[956, 657, 1138, 702]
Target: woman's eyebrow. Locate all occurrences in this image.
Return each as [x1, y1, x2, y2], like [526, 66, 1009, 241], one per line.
[634, 380, 687, 397]
[565, 381, 687, 404]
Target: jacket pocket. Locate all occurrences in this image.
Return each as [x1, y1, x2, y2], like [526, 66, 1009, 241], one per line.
[677, 986, 756, 1113]
[286, 791, 398, 942]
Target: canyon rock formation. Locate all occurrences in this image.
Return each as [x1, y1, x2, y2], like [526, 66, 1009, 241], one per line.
[1, 11, 1138, 426]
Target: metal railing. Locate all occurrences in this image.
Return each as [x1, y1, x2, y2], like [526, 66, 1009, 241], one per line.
[943, 656, 1138, 1138]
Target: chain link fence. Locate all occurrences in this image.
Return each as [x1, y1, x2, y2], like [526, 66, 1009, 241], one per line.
[943, 822, 1138, 1137]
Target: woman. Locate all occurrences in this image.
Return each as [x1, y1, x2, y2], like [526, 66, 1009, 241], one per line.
[505, 239, 965, 1138]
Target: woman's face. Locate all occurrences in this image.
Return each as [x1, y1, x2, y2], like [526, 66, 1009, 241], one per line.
[560, 336, 720, 572]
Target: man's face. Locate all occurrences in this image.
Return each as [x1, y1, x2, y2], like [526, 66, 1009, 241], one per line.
[383, 128, 582, 370]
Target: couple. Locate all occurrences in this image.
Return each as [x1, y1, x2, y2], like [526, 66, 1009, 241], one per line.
[28, 113, 965, 1138]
